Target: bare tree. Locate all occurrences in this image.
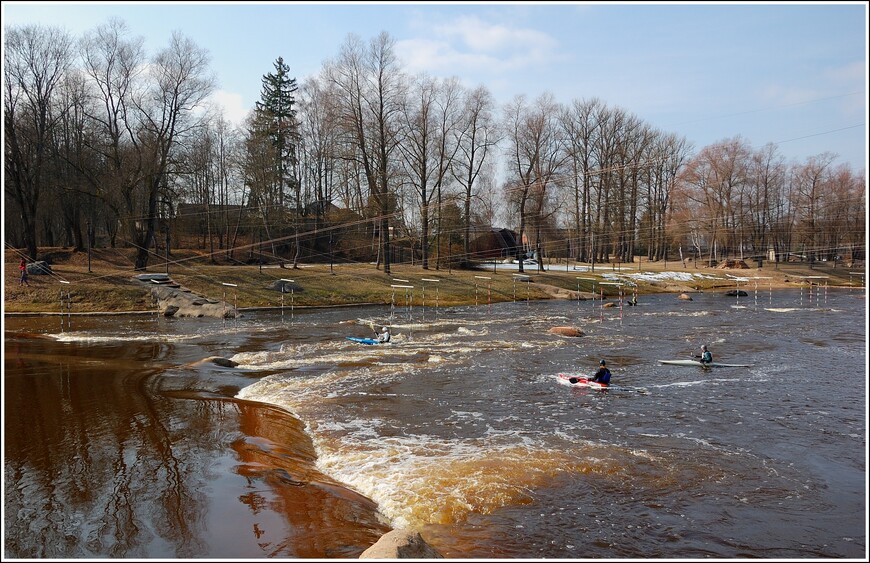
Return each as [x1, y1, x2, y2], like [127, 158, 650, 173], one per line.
[502, 92, 567, 273]
[792, 152, 837, 265]
[453, 84, 499, 267]
[131, 31, 214, 269]
[397, 73, 438, 267]
[744, 143, 786, 261]
[78, 20, 214, 269]
[398, 74, 464, 269]
[678, 137, 751, 265]
[52, 68, 95, 252]
[613, 115, 652, 263]
[650, 132, 692, 262]
[212, 115, 245, 258]
[299, 74, 340, 220]
[78, 18, 146, 249]
[326, 31, 405, 274]
[560, 97, 603, 263]
[4, 23, 75, 260]
[298, 73, 345, 268]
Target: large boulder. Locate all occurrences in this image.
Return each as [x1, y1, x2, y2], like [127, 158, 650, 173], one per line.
[26, 261, 52, 275]
[147, 284, 239, 319]
[678, 293, 693, 301]
[359, 529, 442, 559]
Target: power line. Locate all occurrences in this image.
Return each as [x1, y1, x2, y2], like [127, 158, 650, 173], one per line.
[775, 123, 865, 145]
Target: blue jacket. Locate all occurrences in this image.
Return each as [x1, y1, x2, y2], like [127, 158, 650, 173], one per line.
[591, 367, 611, 384]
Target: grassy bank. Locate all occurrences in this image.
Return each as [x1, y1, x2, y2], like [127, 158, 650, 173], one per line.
[4, 248, 865, 315]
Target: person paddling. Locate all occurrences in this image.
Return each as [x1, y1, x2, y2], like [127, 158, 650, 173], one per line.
[377, 326, 391, 343]
[694, 344, 713, 365]
[569, 359, 611, 385]
[589, 359, 611, 385]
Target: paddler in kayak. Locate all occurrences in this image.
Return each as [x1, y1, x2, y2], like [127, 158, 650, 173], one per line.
[377, 326, 391, 343]
[693, 344, 713, 365]
[589, 359, 611, 385]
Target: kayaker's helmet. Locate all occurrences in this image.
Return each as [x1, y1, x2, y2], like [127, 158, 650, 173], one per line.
[701, 345, 708, 351]
[382, 326, 390, 333]
[599, 359, 606, 365]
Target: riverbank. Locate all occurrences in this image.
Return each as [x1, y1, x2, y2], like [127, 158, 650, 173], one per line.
[4, 248, 865, 314]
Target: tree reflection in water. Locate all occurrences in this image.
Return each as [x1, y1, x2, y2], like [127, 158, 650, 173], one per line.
[4, 333, 389, 558]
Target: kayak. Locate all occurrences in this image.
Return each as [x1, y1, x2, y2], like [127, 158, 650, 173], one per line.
[558, 373, 609, 389]
[658, 359, 752, 368]
[346, 336, 379, 345]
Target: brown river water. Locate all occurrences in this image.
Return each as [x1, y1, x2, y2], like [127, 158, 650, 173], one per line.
[3, 287, 866, 559]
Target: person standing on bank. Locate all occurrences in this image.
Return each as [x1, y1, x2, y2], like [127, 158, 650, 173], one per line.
[19, 258, 29, 286]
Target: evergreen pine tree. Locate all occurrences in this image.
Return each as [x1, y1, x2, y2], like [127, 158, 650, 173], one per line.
[255, 57, 299, 209]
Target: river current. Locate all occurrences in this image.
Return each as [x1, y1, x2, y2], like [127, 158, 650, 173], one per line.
[3, 287, 866, 559]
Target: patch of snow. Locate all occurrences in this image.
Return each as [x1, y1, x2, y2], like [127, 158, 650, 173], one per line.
[603, 271, 724, 283]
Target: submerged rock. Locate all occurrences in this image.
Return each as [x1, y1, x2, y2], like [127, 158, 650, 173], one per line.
[548, 326, 584, 337]
[188, 356, 238, 368]
[725, 289, 749, 297]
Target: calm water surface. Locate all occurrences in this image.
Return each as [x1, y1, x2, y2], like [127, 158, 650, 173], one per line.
[3, 288, 866, 559]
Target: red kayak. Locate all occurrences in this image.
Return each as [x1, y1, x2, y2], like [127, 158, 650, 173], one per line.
[558, 373, 608, 389]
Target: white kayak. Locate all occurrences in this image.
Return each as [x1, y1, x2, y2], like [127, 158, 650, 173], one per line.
[658, 359, 752, 368]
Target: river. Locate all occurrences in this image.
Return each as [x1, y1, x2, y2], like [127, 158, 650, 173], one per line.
[3, 288, 866, 559]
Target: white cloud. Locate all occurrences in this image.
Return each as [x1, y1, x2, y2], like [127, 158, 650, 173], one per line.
[209, 90, 250, 127]
[396, 37, 496, 75]
[396, 15, 560, 77]
[438, 15, 556, 54]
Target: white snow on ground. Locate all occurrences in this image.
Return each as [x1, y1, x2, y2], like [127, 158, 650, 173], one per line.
[477, 262, 754, 284]
[602, 271, 725, 283]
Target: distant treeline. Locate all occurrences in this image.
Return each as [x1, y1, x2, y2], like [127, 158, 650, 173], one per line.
[5, 22, 865, 272]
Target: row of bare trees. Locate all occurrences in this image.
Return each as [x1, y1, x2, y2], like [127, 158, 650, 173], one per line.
[5, 22, 865, 273]
[5, 19, 216, 269]
[674, 140, 864, 266]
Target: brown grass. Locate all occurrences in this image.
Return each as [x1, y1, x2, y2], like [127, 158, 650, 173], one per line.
[4, 247, 864, 314]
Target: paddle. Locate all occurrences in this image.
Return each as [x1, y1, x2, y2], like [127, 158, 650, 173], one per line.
[568, 375, 593, 384]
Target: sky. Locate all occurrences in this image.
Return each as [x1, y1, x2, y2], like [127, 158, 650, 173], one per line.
[3, 1, 868, 173]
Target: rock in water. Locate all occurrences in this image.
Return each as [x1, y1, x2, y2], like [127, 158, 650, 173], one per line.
[359, 529, 443, 559]
[547, 326, 584, 337]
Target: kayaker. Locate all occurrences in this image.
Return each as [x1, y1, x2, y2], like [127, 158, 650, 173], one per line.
[589, 359, 611, 385]
[695, 344, 713, 364]
[377, 326, 391, 343]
